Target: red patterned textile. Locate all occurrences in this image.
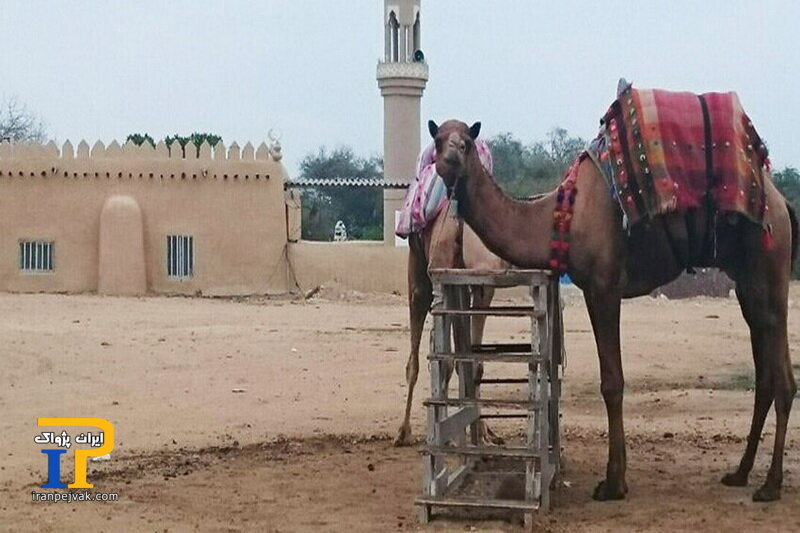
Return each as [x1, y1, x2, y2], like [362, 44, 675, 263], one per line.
[596, 83, 770, 226]
[549, 155, 583, 273]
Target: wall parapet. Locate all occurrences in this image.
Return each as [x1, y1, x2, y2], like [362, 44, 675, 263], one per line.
[0, 139, 287, 183]
[0, 139, 281, 162]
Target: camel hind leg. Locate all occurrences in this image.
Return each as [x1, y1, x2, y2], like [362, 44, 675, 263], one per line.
[395, 238, 434, 447]
[722, 231, 795, 500]
[470, 285, 494, 345]
[470, 285, 504, 445]
[720, 319, 772, 487]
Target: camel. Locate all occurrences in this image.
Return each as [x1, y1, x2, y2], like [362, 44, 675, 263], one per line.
[395, 205, 507, 446]
[427, 116, 798, 502]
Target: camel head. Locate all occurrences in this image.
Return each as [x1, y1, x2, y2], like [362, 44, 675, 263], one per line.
[428, 119, 481, 193]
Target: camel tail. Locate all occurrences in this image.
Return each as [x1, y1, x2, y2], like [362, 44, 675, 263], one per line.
[788, 201, 799, 269]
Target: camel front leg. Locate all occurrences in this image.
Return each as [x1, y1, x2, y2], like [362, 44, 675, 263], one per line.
[585, 288, 627, 500]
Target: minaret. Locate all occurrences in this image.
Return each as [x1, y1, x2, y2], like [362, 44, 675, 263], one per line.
[377, 0, 428, 245]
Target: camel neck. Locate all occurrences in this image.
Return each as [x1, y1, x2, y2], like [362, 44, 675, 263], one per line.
[457, 151, 557, 269]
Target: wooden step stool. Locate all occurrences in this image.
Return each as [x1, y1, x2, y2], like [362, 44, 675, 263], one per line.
[415, 269, 564, 529]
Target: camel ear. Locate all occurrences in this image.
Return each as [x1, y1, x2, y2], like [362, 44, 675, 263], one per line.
[428, 120, 439, 139]
[469, 122, 481, 139]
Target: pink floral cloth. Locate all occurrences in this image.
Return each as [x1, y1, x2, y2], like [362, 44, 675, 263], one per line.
[395, 139, 493, 238]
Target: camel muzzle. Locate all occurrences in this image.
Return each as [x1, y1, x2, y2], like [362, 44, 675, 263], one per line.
[443, 151, 460, 166]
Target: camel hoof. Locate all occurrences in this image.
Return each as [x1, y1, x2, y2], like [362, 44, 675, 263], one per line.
[752, 484, 781, 502]
[394, 427, 413, 447]
[481, 424, 505, 446]
[721, 471, 748, 487]
[592, 479, 627, 501]
[484, 433, 505, 446]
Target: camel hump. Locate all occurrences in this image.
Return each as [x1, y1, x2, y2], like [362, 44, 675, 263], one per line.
[617, 78, 632, 96]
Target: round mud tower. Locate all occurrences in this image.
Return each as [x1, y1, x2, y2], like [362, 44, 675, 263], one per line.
[98, 195, 147, 295]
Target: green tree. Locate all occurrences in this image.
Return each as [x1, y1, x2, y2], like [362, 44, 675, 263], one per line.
[297, 147, 384, 241]
[125, 133, 155, 148]
[296, 129, 585, 241]
[547, 127, 586, 170]
[164, 133, 222, 157]
[774, 166, 800, 206]
[126, 132, 222, 156]
[488, 127, 585, 197]
[486, 132, 534, 198]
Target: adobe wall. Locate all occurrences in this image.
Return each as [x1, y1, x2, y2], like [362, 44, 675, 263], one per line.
[287, 241, 540, 298]
[0, 139, 289, 296]
[288, 241, 408, 294]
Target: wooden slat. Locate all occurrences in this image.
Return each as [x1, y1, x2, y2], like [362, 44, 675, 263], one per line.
[472, 343, 532, 353]
[423, 445, 540, 459]
[415, 496, 539, 512]
[431, 306, 545, 318]
[434, 465, 448, 496]
[437, 406, 480, 443]
[433, 348, 538, 358]
[446, 463, 470, 491]
[427, 353, 539, 364]
[429, 268, 552, 287]
[424, 398, 540, 409]
[426, 281, 450, 500]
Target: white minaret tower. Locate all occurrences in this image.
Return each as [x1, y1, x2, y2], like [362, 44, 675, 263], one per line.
[377, 0, 428, 245]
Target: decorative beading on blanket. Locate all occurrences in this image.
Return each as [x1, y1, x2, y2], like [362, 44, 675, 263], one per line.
[587, 82, 770, 227]
[395, 139, 493, 238]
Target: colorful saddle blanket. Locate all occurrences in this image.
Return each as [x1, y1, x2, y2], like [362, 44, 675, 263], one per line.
[395, 139, 493, 238]
[587, 81, 770, 227]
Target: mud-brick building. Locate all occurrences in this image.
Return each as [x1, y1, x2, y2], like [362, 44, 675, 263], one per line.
[0, 1, 430, 297]
[0, 139, 290, 296]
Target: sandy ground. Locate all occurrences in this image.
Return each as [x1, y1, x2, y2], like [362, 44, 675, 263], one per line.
[1, 284, 799, 532]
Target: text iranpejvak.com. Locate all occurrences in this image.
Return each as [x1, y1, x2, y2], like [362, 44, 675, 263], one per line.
[31, 491, 119, 503]
[32, 418, 119, 503]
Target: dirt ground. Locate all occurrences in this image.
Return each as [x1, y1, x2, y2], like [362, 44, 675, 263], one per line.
[2, 283, 800, 532]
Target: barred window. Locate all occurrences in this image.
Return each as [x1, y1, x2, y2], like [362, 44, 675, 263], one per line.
[19, 241, 54, 272]
[167, 235, 194, 278]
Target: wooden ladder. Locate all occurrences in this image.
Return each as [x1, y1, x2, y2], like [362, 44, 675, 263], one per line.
[415, 269, 563, 529]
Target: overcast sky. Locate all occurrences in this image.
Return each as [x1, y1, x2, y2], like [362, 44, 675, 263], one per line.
[2, 1, 798, 176]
